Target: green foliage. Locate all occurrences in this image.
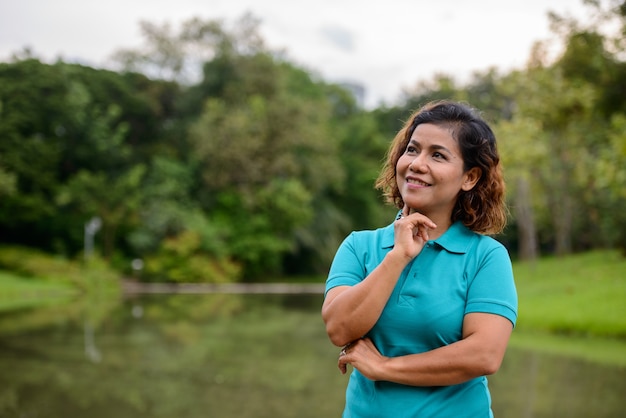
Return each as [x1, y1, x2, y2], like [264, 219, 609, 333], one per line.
[0, 59, 176, 256]
[2, 3, 626, 283]
[0, 245, 119, 296]
[57, 165, 147, 257]
[0, 161, 16, 197]
[112, 13, 266, 84]
[595, 114, 626, 251]
[126, 156, 199, 254]
[141, 230, 241, 283]
[205, 180, 314, 279]
[184, 31, 348, 277]
[0, 245, 82, 283]
[0, 59, 67, 227]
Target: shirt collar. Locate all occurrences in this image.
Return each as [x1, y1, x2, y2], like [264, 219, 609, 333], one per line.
[381, 218, 475, 254]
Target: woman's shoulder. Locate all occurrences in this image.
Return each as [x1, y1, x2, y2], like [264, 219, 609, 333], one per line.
[350, 222, 394, 237]
[474, 229, 510, 252]
[345, 222, 395, 249]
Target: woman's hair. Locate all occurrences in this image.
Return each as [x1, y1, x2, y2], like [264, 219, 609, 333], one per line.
[375, 100, 507, 235]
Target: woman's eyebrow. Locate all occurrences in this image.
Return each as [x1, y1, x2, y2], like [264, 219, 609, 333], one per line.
[430, 144, 453, 154]
[408, 139, 454, 156]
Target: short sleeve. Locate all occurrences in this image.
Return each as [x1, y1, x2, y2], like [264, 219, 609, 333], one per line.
[465, 243, 518, 326]
[325, 232, 367, 297]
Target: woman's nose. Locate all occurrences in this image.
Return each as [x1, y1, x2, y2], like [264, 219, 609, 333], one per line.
[409, 155, 427, 172]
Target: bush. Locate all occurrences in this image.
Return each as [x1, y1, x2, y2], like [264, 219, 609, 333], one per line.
[140, 231, 241, 283]
[0, 246, 80, 281]
[0, 245, 118, 287]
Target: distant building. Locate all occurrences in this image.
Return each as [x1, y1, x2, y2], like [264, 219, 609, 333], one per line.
[338, 81, 366, 108]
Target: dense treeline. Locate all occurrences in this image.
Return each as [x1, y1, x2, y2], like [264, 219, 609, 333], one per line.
[0, 2, 624, 282]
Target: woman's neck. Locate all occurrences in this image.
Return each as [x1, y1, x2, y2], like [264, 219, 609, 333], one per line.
[427, 221, 452, 241]
[409, 208, 452, 241]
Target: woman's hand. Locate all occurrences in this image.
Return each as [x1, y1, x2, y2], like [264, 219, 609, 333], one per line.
[392, 206, 437, 260]
[338, 338, 388, 380]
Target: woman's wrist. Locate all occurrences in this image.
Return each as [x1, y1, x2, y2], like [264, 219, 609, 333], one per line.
[371, 354, 393, 382]
[386, 247, 414, 265]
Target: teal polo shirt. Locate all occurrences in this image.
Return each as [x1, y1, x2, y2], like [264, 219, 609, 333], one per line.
[325, 220, 518, 418]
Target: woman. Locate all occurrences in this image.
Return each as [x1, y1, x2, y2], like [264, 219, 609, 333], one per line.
[322, 100, 517, 417]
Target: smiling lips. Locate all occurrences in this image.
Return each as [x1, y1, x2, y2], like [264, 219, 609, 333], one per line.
[407, 178, 431, 187]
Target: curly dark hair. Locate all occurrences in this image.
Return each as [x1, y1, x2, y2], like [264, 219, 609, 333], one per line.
[375, 100, 507, 234]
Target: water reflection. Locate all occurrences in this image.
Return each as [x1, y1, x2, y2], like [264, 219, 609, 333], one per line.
[0, 293, 624, 418]
[493, 347, 626, 417]
[83, 318, 102, 363]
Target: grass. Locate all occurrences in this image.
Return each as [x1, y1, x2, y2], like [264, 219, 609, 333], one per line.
[0, 247, 121, 312]
[0, 270, 77, 311]
[506, 250, 626, 366]
[512, 250, 626, 338]
[509, 330, 626, 367]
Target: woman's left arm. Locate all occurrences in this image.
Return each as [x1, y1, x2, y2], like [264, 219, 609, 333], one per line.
[338, 312, 513, 386]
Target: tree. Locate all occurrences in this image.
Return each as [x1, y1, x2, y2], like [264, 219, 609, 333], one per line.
[596, 114, 626, 253]
[188, 67, 344, 277]
[545, 0, 626, 253]
[111, 13, 265, 84]
[494, 107, 547, 261]
[0, 59, 75, 249]
[57, 165, 146, 259]
[0, 165, 16, 197]
[0, 59, 179, 257]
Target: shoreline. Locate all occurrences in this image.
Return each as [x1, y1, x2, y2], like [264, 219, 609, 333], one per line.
[121, 280, 325, 295]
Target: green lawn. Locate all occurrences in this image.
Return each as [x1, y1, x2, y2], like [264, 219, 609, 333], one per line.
[513, 250, 626, 338]
[507, 250, 626, 366]
[0, 270, 77, 311]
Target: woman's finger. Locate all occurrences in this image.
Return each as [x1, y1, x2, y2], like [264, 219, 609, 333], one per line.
[338, 361, 347, 374]
[409, 214, 437, 230]
[338, 353, 349, 374]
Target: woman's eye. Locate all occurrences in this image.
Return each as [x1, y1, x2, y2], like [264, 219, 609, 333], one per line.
[433, 152, 446, 159]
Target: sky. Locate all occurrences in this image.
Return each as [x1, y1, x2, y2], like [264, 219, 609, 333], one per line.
[0, 0, 588, 108]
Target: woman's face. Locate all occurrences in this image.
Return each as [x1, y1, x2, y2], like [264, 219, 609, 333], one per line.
[396, 123, 480, 220]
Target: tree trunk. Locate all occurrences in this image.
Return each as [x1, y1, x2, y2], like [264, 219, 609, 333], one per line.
[551, 166, 573, 256]
[103, 222, 117, 260]
[553, 193, 573, 255]
[514, 177, 538, 261]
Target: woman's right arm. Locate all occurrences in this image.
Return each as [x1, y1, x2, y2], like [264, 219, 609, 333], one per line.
[322, 210, 436, 347]
[321, 250, 409, 347]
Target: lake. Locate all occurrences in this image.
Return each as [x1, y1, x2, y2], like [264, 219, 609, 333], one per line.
[0, 291, 624, 417]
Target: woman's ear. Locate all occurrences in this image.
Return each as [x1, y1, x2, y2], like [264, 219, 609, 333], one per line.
[461, 167, 482, 191]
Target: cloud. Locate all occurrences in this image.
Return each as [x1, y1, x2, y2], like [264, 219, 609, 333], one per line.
[0, 0, 588, 108]
[319, 25, 355, 53]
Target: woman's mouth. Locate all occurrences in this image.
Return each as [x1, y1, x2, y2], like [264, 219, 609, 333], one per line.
[407, 178, 431, 187]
